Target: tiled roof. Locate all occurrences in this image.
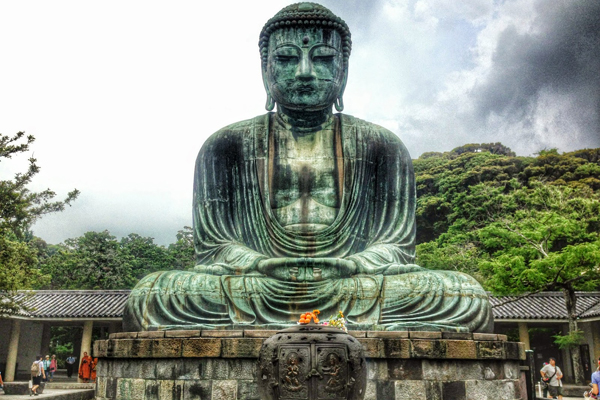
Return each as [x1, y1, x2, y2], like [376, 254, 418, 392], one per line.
[580, 300, 600, 319]
[489, 292, 600, 320]
[5, 290, 600, 321]
[9, 290, 130, 319]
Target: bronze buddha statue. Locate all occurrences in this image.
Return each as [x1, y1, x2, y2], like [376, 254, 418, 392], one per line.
[123, 2, 493, 333]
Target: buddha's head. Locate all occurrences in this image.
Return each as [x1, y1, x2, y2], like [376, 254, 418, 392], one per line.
[259, 3, 351, 113]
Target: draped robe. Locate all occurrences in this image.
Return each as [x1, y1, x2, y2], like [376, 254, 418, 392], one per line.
[123, 113, 493, 332]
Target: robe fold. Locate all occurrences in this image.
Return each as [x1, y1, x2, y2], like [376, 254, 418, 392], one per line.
[123, 113, 493, 332]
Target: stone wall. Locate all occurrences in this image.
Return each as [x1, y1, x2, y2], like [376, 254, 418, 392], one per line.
[94, 330, 527, 400]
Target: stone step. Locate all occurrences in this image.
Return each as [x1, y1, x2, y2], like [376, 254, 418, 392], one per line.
[45, 382, 95, 390]
[2, 382, 94, 399]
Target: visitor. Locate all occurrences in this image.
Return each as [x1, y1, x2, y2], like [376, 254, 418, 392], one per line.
[91, 358, 98, 382]
[0, 369, 4, 391]
[49, 354, 57, 382]
[78, 352, 92, 383]
[591, 357, 600, 398]
[30, 355, 46, 396]
[541, 362, 549, 398]
[540, 357, 563, 399]
[42, 355, 51, 382]
[65, 354, 76, 378]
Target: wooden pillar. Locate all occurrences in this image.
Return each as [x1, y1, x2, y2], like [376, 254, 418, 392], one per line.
[78, 320, 93, 383]
[5, 319, 21, 382]
[592, 321, 600, 362]
[519, 322, 530, 350]
[40, 322, 52, 356]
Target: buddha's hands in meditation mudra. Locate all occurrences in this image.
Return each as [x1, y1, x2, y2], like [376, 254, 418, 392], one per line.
[123, 2, 494, 333]
[193, 258, 356, 281]
[257, 258, 357, 281]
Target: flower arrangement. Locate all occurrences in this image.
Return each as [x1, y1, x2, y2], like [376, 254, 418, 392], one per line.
[324, 310, 348, 332]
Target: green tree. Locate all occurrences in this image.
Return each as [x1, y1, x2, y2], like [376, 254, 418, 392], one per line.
[41, 231, 135, 290]
[477, 183, 600, 384]
[414, 147, 527, 243]
[0, 132, 79, 315]
[414, 145, 600, 244]
[41, 227, 197, 291]
[120, 233, 172, 279]
[414, 145, 600, 383]
[168, 226, 195, 270]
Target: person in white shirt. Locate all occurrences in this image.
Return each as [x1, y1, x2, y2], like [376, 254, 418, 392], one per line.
[30, 355, 46, 396]
[540, 357, 563, 399]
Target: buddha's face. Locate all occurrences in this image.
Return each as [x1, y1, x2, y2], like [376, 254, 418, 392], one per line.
[265, 27, 345, 111]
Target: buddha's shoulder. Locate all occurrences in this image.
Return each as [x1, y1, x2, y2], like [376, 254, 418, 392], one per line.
[198, 114, 269, 155]
[339, 113, 408, 151]
[212, 114, 268, 137]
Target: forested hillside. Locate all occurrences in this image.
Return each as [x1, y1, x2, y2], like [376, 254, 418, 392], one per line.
[414, 143, 600, 289]
[413, 144, 600, 383]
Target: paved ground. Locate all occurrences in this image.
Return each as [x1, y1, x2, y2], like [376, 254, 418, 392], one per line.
[0, 389, 93, 399]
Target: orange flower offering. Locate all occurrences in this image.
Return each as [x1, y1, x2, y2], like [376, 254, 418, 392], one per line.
[298, 310, 320, 324]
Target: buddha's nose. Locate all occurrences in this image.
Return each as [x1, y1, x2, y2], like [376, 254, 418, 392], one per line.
[296, 53, 315, 80]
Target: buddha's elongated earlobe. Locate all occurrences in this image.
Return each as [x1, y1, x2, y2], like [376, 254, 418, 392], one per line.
[265, 93, 275, 111]
[335, 66, 348, 112]
[334, 96, 344, 112]
[262, 68, 275, 111]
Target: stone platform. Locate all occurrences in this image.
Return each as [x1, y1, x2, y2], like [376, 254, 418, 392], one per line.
[94, 330, 527, 400]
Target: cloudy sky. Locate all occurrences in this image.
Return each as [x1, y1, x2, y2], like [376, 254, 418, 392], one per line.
[1, 0, 598, 245]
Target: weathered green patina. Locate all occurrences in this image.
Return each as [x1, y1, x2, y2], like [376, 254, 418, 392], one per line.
[123, 3, 493, 333]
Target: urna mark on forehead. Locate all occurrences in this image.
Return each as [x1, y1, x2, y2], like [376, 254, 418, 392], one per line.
[268, 27, 342, 51]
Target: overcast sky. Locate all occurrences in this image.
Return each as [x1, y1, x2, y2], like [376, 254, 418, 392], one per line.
[1, 0, 598, 246]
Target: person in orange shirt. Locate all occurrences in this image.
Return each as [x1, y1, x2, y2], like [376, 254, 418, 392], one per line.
[78, 352, 93, 383]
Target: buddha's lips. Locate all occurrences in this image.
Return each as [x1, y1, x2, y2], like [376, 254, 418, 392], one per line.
[286, 82, 317, 92]
[296, 86, 315, 93]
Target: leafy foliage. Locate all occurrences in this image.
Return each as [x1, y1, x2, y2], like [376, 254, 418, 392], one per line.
[167, 226, 195, 271]
[0, 132, 78, 315]
[1, 132, 79, 238]
[120, 233, 172, 279]
[477, 183, 600, 294]
[413, 144, 600, 244]
[40, 231, 136, 290]
[553, 330, 585, 350]
[39, 228, 195, 290]
[414, 144, 600, 383]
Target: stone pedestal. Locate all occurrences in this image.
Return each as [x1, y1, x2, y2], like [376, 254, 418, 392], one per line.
[94, 331, 527, 400]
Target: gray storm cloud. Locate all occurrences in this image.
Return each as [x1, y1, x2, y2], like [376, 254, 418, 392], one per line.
[473, 0, 600, 148]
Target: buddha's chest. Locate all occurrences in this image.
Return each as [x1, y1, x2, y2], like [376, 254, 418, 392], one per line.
[269, 128, 342, 230]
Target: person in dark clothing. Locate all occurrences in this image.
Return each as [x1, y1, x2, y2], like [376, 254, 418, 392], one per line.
[65, 354, 77, 379]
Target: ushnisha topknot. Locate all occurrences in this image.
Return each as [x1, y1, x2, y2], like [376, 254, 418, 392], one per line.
[259, 2, 352, 70]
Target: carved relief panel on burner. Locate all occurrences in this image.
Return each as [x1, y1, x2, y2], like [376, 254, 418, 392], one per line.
[278, 344, 348, 400]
